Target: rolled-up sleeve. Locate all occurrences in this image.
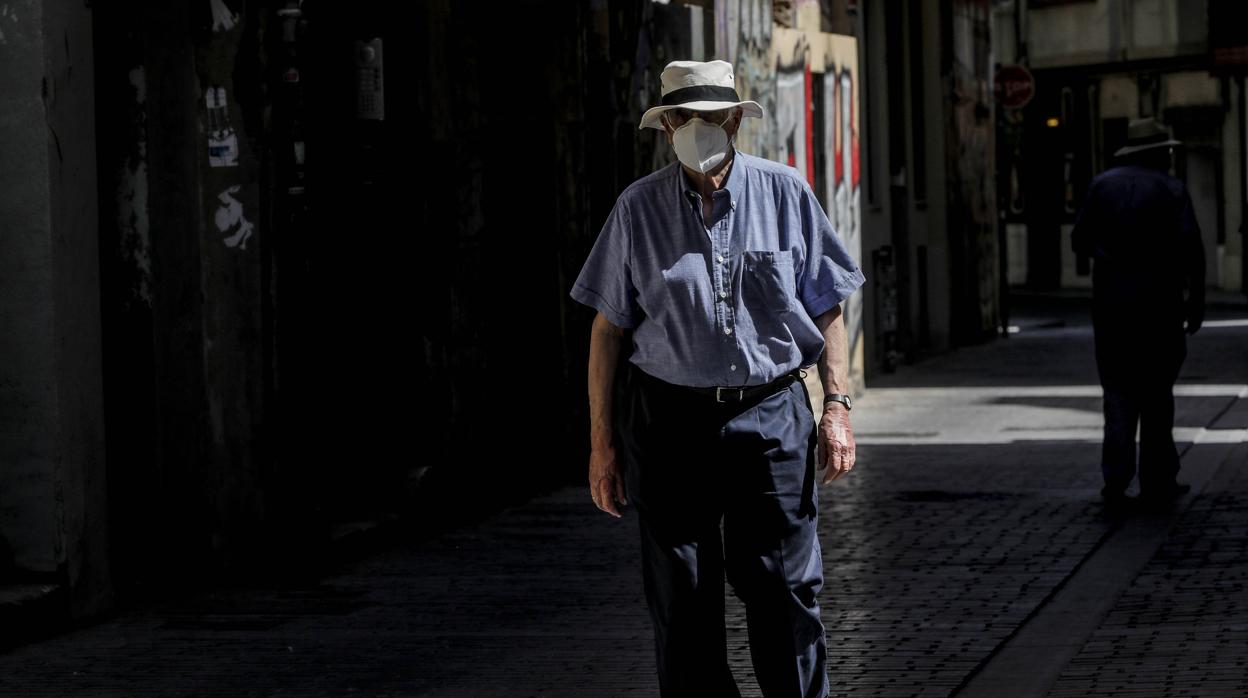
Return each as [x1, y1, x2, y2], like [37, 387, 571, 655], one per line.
[570, 197, 641, 329]
[795, 181, 865, 319]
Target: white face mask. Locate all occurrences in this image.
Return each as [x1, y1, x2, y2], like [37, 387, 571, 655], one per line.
[670, 114, 733, 174]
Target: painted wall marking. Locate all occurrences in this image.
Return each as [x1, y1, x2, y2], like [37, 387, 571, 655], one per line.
[208, 0, 239, 34]
[213, 185, 253, 250]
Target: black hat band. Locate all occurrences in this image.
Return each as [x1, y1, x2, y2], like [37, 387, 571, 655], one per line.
[661, 84, 741, 106]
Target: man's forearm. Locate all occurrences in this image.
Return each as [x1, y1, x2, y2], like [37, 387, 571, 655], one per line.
[814, 305, 850, 397]
[589, 313, 627, 451]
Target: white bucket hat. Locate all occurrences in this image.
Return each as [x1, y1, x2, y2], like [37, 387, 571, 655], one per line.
[1114, 117, 1181, 157]
[639, 60, 764, 131]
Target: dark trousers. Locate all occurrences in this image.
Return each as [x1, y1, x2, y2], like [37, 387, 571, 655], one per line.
[617, 364, 828, 698]
[1093, 315, 1186, 494]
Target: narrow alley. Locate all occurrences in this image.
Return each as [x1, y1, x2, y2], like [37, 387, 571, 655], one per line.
[1, 295, 1244, 697]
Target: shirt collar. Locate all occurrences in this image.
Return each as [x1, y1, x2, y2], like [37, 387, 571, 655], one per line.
[676, 148, 747, 207]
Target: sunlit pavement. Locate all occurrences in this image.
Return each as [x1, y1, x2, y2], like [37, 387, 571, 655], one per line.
[822, 296, 1247, 698]
[0, 296, 1244, 697]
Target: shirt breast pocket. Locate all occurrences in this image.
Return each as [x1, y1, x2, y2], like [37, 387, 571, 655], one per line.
[742, 250, 796, 315]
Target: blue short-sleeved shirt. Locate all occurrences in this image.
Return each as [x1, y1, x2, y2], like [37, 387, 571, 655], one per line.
[570, 150, 865, 388]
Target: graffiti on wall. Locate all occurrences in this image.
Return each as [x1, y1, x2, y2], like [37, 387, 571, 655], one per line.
[774, 36, 809, 178]
[770, 28, 864, 368]
[197, 1, 256, 255]
[717, 0, 777, 159]
[824, 44, 862, 362]
[118, 65, 154, 306]
[948, 0, 997, 334]
[208, 0, 239, 34]
[213, 185, 254, 249]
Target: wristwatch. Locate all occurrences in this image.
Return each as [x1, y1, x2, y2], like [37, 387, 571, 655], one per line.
[823, 393, 852, 411]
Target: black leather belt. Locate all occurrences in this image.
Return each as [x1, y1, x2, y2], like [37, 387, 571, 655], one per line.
[676, 369, 803, 404]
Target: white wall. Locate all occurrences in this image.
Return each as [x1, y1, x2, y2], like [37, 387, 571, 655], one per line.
[1029, 0, 1206, 69]
[1029, 0, 1115, 67]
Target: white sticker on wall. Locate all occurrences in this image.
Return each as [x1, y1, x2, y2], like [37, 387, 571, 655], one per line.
[214, 185, 254, 250]
[209, 0, 239, 33]
[206, 86, 239, 167]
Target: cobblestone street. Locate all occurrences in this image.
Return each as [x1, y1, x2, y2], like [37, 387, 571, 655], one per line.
[0, 297, 1245, 697]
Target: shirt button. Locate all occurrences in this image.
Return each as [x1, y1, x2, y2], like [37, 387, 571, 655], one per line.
[730, 364, 737, 371]
[724, 327, 733, 336]
[719, 290, 728, 299]
[717, 254, 725, 263]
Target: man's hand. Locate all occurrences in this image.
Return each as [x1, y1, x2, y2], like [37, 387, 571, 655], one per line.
[589, 445, 627, 518]
[818, 403, 856, 484]
[1185, 302, 1204, 335]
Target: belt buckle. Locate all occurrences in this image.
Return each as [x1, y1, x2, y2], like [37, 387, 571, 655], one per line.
[715, 386, 744, 403]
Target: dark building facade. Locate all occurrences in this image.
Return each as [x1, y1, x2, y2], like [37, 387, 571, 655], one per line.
[994, 0, 1246, 297]
[1, 0, 1000, 630]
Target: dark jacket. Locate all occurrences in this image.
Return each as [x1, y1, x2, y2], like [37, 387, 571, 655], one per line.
[1071, 164, 1205, 324]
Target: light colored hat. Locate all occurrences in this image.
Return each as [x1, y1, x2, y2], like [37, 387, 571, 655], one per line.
[639, 60, 764, 131]
[1114, 117, 1181, 157]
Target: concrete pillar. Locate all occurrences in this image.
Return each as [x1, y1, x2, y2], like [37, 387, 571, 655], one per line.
[0, 0, 111, 615]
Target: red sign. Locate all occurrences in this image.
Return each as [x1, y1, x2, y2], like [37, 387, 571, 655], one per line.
[994, 65, 1035, 110]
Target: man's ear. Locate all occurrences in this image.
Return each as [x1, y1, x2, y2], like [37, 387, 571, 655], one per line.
[725, 108, 744, 139]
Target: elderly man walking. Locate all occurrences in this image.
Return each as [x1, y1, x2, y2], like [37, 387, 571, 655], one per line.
[570, 60, 865, 697]
[1072, 117, 1206, 510]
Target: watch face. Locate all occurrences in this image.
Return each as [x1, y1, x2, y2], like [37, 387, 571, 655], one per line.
[826, 394, 852, 410]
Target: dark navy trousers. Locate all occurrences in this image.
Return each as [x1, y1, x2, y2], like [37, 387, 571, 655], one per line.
[1093, 312, 1187, 494]
[617, 364, 828, 698]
